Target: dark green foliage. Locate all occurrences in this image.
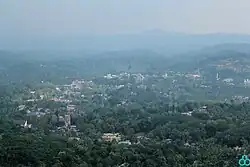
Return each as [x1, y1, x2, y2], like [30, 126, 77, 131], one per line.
[0, 101, 249, 166]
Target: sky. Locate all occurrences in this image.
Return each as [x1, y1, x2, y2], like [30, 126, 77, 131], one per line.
[1, 0, 250, 37]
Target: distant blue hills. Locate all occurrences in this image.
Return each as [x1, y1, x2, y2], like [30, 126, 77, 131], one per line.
[2, 31, 250, 56]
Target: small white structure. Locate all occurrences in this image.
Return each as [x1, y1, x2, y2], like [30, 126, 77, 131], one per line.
[181, 111, 193, 116]
[216, 73, 220, 81]
[118, 140, 132, 145]
[223, 78, 233, 83]
[18, 105, 26, 111]
[22, 120, 32, 128]
[244, 79, 250, 86]
[102, 133, 121, 142]
[67, 105, 76, 111]
[162, 73, 168, 79]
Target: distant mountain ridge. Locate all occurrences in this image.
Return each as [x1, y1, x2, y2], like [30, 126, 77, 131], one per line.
[2, 32, 250, 56]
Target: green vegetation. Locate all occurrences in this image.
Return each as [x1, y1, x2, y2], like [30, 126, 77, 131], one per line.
[0, 97, 249, 166]
[1, 45, 250, 166]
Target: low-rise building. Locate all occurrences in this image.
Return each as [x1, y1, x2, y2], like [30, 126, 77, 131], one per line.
[18, 105, 26, 111]
[181, 111, 193, 116]
[67, 105, 76, 111]
[223, 78, 234, 83]
[102, 133, 121, 142]
[118, 140, 132, 145]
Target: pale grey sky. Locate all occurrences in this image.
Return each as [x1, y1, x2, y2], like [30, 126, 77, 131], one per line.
[1, 0, 250, 37]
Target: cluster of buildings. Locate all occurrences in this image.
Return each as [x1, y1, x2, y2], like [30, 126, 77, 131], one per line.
[102, 133, 121, 142]
[71, 80, 85, 90]
[15, 68, 250, 145]
[185, 74, 201, 79]
[181, 105, 208, 116]
[101, 133, 134, 145]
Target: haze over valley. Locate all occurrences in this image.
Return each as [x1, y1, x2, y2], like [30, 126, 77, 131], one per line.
[1, 1, 250, 166]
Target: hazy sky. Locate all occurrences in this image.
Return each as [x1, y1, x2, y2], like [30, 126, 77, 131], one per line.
[1, 0, 250, 37]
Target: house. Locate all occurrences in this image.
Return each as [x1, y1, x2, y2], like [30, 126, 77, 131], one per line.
[102, 133, 121, 142]
[67, 105, 76, 111]
[18, 105, 26, 111]
[223, 78, 233, 83]
[181, 111, 193, 116]
[27, 112, 45, 118]
[118, 140, 132, 145]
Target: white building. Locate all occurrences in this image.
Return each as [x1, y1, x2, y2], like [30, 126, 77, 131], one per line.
[181, 111, 193, 116]
[102, 133, 121, 142]
[118, 140, 132, 145]
[22, 120, 32, 128]
[216, 73, 220, 81]
[223, 78, 234, 83]
[244, 79, 250, 86]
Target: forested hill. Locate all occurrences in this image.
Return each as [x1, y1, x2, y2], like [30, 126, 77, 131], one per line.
[2, 43, 250, 85]
[169, 43, 250, 72]
[0, 50, 170, 85]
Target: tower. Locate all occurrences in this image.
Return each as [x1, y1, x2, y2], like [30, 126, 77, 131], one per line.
[216, 73, 220, 81]
[168, 79, 178, 113]
[168, 91, 173, 112]
[65, 115, 71, 128]
[174, 94, 178, 113]
[197, 68, 200, 75]
[23, 120, 28, 127]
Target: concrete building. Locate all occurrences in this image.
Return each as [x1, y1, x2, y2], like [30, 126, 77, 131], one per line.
[244, 79, 250, 86]
[223, 78, 234, 83]
[181, 111, 193, 116]
[71, 80, 84, 90]
[18, 105, 26, 111]
[118, 140, 132, 145]
[216, 73, 220, 81]
[102, 133, 121, 142]
[67, 105, 76, 112]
